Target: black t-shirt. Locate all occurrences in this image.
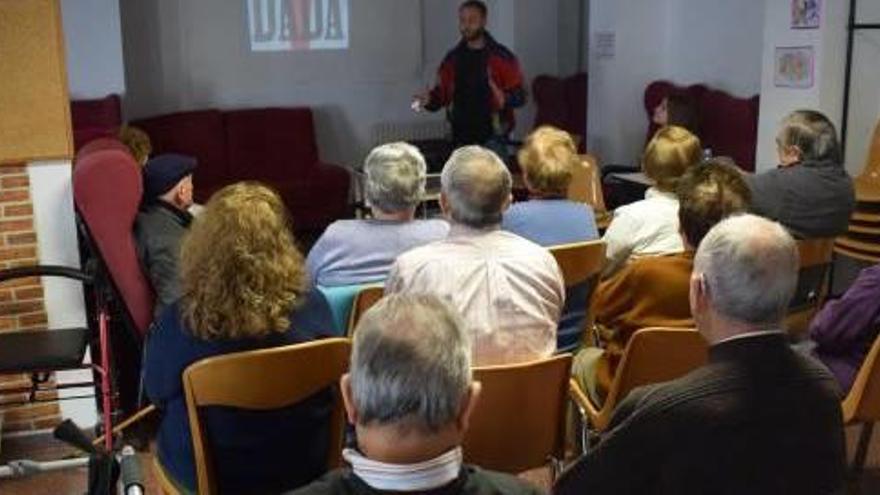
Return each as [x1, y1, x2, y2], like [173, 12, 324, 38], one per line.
[452, 47, 493, 146]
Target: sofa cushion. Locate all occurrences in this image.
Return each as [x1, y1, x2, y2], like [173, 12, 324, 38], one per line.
[132, 110, 229, 202]
[271, 163, 351, 230]
[223, 108, 320, 181]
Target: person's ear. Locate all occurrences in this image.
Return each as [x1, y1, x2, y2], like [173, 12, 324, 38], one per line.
[340, 374, 358, 425]
[455, 382, 482, 434]
[440, 191, 451, 217]
[690, 272, 709, 316]
[501, 193, 513, 213]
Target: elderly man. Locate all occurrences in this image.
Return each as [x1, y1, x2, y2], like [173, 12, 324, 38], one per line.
[386, 146, 564, 366]
[134, 153, 196, 318]
[293, 294, 541, 494]
[306, 142, 448, 287]
[747, 109, 854, 238]
[555, 215, 846, 495]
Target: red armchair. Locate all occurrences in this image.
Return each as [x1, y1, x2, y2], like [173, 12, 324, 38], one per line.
[532, 72, 588, 152]
[132, 107, 350, 232]
[644, 81, 759, 172]
[69, 94, 122, 152]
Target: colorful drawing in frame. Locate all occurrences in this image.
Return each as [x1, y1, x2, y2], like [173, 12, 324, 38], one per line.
[791, 0, 821, 29]
[774, 46, 814, 89]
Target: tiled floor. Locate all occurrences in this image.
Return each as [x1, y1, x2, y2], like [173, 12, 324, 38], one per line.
[1, 423, 879, 494]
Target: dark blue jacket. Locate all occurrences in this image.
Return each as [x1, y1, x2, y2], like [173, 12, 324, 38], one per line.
[144, 302, 332, 493]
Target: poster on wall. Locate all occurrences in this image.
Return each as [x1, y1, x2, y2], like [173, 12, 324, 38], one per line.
[247, 0, 350, 51]
[791, 0, 821, 29]
[774, 46, 814, 89]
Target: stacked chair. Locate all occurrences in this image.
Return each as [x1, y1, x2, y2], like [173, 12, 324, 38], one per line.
[835, 119, 880, 263]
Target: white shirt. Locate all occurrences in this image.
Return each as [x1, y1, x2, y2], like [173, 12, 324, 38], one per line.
[386, 225, 565, 366]
[602, 188, 684, 275]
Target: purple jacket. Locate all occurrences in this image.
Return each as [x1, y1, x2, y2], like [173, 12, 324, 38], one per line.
[810, 264, 880, 392]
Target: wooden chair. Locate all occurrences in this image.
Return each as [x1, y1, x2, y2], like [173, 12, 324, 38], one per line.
[181, 338, 351, 495]
[569, 328, 707, 437]
[570, 154, 611, 229]
[842, 335, 880, 476]
[346, 284, 384, 337]
[835, 118, 880, 261]
[463, 354, 573, 478]
[786, 238, 835, 337]
[549, 240, 607, 351]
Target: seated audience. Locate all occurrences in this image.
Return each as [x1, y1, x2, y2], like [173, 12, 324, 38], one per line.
[810, 263, 880, 393]
[574, 158, 751, 402]
[746, 109, 855, 238]
[118, 124, 152, 166]
[292, 294, 541, 495]
[134, 153, 196, 318]
[307, 142, 448, 287]
[386, 146, 565, 366]
[555, 215, 846, 495]
[602, 126, 702, 275]
[652, 92, 699, 136]
[502, 126, 599, 245]
[145, 183, 331, 494]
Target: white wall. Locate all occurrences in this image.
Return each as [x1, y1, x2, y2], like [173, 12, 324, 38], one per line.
[61, 0, 126, 98]
[843, 2, 880, 176]
[754, 0, 849, 171]
[586, 0, 765, 166]
[120, 0, 560, 168]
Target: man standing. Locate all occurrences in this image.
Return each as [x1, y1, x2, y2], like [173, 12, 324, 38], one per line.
[415, 1, 526, 151]
[555, 215, 846, 494]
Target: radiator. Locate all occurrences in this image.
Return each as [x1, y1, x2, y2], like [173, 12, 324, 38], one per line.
[370, 119, 449, 147]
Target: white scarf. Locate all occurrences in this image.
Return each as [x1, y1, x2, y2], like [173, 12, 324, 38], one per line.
[343, 447, 463, 492]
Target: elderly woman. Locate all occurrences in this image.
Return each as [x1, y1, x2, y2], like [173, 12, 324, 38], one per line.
[602, 125, 702, 275]
[306, 142, 449, 287]
[502, 126, 599, 246]
[746, 109, 854, 239]
[145, 182, 330, 494]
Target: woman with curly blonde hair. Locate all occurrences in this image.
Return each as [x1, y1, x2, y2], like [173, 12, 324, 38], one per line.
[145, 182, 331, 494]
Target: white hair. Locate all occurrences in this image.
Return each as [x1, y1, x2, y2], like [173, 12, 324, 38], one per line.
[350, 294, 472, 431]
[364, 142, 427, 213]
[440, 146, 511, 228]
[694, 214, 799, 327]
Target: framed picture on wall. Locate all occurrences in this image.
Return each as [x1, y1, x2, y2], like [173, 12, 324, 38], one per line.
[774, 46, 814, 89]
[791, 0, 821, 29]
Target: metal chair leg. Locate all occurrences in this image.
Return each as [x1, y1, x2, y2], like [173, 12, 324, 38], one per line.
[851, 421, 874, 478]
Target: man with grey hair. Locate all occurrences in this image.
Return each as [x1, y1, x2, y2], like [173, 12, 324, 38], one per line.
[746, 109, 854, 238]
[292, 294, 541, 494]
[555, 214, 845, 495]
[306, 142, 448, 287]
[386, 146, 564, 366]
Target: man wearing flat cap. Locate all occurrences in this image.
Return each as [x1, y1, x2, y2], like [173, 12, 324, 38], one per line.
[134, 153, 196, 319]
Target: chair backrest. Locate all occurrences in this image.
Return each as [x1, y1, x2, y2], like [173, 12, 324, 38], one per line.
[464, 354, 572, 473]
[858, 118, 880, 183]
[787, 238, 834, 335]
[843, 335, 880, 424]
[346, 285, 384, 337]
[603, 328, 708, 411]
[182, 338, 351, 495]
[72, 140, 154, 336]
[568, 154, 606, 213]
[532, 73, 587, 152]
[549, 240, 606, 289]
[316, 284, 367, 335]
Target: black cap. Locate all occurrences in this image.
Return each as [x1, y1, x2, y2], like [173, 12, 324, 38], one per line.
[142, 154, 196, 201]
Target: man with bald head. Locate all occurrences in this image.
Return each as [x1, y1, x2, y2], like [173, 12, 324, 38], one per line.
[387, 146, 564, 366]
[555, 214, 845, 495]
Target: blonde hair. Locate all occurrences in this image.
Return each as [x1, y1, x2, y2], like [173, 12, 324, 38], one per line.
[118, 125, 152, 165]
[179, 182, 307, 340]
[642, 126, 702, 192]
[518, 126, 578, 197]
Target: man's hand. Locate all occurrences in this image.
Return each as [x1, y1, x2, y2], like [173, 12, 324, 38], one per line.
[412, 88, 431, 111]
[487, 67, 505, 109]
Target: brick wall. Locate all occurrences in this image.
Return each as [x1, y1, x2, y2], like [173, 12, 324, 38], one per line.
[0, 163, 60, 432]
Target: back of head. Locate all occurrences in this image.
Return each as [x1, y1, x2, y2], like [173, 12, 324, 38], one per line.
[518, 126, 578, 197]
[351, 294, 472, 432]
[677, 158, 752, 248]
[441, 145, 512, 228]
[180, 182, 306, 340]
[643, 126, 702, 192]
[778, 110, 842, 163]
[364, 142, 427, 213]
[694, 214, 798, 328]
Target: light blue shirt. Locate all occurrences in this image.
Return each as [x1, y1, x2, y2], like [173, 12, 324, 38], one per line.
[502, 199, 599, 247]
[306, 218, 449, 287]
